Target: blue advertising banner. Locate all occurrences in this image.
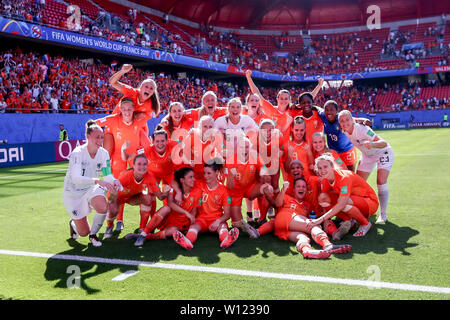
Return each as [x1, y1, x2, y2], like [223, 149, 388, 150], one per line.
[0, 142, 55, 167]
[0, 16, 445, 82]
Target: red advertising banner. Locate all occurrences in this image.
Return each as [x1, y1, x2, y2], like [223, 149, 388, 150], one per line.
[54, 139, 86, 161]
[433, 66, 450, 73]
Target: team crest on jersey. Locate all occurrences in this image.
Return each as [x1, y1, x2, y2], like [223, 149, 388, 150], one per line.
[72, 210, 78, 216]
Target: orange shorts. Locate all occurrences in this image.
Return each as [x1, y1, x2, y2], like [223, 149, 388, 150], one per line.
[350, 195, 379, 217]
[195, 214, 225, 233]
[274, 209, 296, 241]
[229, 183, 258, 207]
[338, 147, 358, 166]
[160, 211, 191, 232]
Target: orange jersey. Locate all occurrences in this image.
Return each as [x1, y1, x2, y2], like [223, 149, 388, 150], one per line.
[286, 176, 320, 214]
[182, 130, 222, 179]
[242, 109, 264, 126]
[284, 139, 314, 179]
[144, 140, 178, 179]
[260, 100, 290, 131]
[198, 182, 231, 220]
[164, 187, 202, 230]
[303, 110, 324, 146]
[224, 154, 262, 191]
[96, 114, 148, 164]
[117, 169, 160, 202]
[112, 85, 154, 119]
[314, 149, 346, 169]
[279, 194, 311, 218]
[185, 106, 228, 124]
[161, 116, 193, 143]
[321, 169, 378, 201]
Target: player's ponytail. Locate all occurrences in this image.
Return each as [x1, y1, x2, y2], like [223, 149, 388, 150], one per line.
[85, 119, 102, 135]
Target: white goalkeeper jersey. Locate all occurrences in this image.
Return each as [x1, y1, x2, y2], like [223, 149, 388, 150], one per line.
[63, 144, 113, 196]
[344, 123, 392, 157]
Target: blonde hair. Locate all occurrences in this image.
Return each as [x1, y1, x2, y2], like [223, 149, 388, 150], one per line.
[227, 97, 242, 108]
[139, 78, 160, 117]
[338, 110, 353, 122]
[314, 152, 337, 174]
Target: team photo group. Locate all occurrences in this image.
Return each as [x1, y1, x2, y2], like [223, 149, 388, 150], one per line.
[63, 63, 395, 260]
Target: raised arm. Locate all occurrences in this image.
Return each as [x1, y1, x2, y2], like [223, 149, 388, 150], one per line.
[311, 78, 324, 99]
[245, 70, 265, 102]
[109, 64, 133, 93]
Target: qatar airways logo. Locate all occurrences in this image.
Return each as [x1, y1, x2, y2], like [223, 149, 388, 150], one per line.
[170, 128, 281, 175]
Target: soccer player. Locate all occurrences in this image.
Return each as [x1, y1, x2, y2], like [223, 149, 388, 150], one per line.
[106, 154, 169, 238]
[214, 97, 258, 157]
[156, 102, 193, 143]
[317, 100, 358, 171]
[96, 97, 150, 231]
[173, 160, 240, 250]
[338, 110, 394, 223]
[180, 115, 223, 182]
[313, 153, 380, 237]
[245, 69, 292, 135]
[242, 93, 264, 126]
[225, 138, 269, 236]
[109, 64, 161, 119]
[63, 120, 122, 247]
[283, 116, 315, 180]
[273, 179, 351, 259]
[296, 92, 324, 146]
[311, 132, 347, 170]
[127, 167, 201, 246]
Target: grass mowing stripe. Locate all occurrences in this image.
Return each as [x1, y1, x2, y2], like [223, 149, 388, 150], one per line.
[1, 249, 450, 295]
[0, 168, 67, 179]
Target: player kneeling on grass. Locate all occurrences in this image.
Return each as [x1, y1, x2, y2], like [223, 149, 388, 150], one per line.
[273, 179, 351, 259]
[63, 120, 122, 247]
[173, 159, 240, 250]
[311, 153, 379, 238]
[127, 167, 202, 246]
[106, 154, 170, 239]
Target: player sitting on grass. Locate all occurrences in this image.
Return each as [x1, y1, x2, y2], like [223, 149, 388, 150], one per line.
[272, 179, 352, 259]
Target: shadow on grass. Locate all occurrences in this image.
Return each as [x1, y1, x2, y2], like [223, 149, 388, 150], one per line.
[332, 219, 420, 260]
[43, 226, 295, 295]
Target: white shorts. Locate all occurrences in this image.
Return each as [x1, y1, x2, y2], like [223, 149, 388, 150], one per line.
[357, 147, 394, 173]
[62, 185, 107, 220]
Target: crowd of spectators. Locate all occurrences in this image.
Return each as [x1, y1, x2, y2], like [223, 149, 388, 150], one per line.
[0, 48, 448, 116]
[1, 0, 449, 77]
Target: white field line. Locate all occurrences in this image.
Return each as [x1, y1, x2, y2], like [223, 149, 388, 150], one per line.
[0, 168, 67, 179]
[1, 249, 449, 295]
[111, 270, 140, 281]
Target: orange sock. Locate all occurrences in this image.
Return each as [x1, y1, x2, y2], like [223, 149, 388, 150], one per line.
[346, 206, 369, 226]
[146, 230, 165, 240]
[143, 214, 163, 234]
[313, 231, 331, 248]
[186, 230, 198, 244]
[257, 196, 270, 221]
[107, 220, 114, 228]
[258, 219, 275, 235]
[139, 210, 151, 230]
[116, 204, 124, 222]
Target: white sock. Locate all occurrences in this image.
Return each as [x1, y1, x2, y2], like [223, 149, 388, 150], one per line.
[377, 184, 389, 217]
[90, 212, 107, 235]
[70, 220, 78, 236]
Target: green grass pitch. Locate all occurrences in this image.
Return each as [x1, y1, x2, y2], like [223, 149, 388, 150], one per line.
[0, 128, 449, 300]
